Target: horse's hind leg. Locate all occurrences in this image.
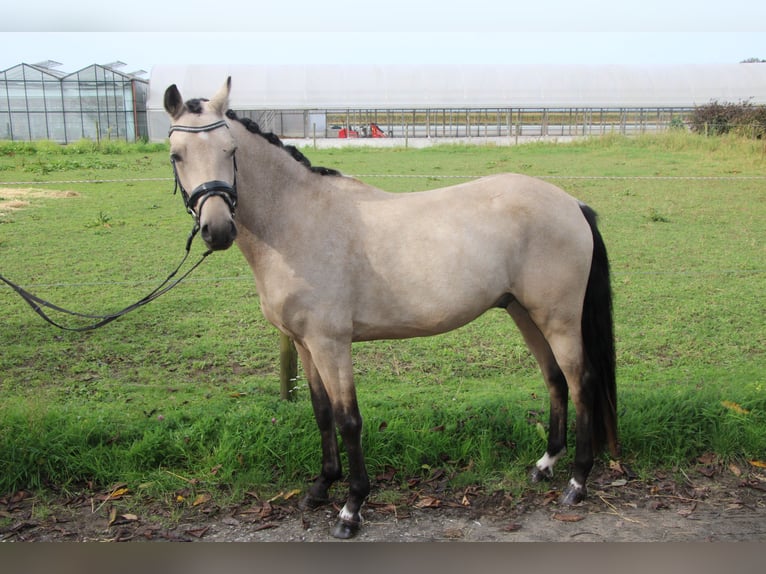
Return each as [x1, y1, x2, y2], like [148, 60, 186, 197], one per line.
[545, 330, 594, 505]
[295, 343, 343, 510]
[507, 302, 569, 482]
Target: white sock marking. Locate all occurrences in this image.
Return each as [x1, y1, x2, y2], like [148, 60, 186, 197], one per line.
[536, 448, 566, 472]
[339, 503, 363, 524]
[568, 477, 583, 491]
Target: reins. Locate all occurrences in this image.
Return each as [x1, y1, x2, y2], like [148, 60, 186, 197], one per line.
[0, 119, 238, 332]
[0, 224, 211, 332]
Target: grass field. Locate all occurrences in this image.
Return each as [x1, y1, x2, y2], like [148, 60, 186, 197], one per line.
[0, 133, 764, 508]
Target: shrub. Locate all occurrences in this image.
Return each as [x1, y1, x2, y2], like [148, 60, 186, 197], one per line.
[690, 100, 766, 138]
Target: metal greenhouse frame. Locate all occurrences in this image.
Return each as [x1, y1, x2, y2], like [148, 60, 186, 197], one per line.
[0, 62, 148, 143]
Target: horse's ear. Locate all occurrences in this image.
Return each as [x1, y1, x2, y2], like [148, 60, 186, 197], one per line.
[164, 84, 186, 119]
[209, 77, 232, 115]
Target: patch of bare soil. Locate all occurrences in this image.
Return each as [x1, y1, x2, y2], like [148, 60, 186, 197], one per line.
[0, 188, 78, 215]
[2, 459, 764, 542]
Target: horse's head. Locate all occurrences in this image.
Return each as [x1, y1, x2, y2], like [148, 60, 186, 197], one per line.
[164, 77, 238, 251]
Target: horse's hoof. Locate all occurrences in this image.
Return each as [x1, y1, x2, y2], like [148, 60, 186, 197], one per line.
[331, 519, 361, 539]
[530, 466, 553, 483]
[298, 494, 328, 511]
[560, 480, 587, 505]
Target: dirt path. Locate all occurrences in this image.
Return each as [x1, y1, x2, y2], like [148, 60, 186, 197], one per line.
[3, 463, 764, 542]
[0, 188, 78, 216]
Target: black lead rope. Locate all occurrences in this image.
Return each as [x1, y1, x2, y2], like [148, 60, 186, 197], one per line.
[1, 118, 234, 332]
[0, 225, 212, 332]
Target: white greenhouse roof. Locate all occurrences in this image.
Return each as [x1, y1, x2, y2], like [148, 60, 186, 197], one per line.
[147, 64, 766, 138]
[149, 64, 766, 109]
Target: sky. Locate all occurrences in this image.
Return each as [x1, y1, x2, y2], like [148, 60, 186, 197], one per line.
[1, 1, 764, 74]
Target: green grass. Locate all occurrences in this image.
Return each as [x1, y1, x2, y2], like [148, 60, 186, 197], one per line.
[0, 133, 764, 506]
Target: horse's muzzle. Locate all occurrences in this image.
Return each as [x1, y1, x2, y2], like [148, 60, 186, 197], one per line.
[200, 217, 237, 251]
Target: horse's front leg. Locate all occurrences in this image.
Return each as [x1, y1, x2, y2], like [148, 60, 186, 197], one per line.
[295, 344, 343, 510]
[307, 337, 370, 539]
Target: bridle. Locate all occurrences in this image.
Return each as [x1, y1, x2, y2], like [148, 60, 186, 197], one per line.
[168, 119, 238, 227]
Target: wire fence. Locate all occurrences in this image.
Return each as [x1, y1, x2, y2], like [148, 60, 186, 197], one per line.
[3, 174, 766, 187]
[1, 174, 763, 288]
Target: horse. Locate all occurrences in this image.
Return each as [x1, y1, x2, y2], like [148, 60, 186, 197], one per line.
[163, 77, 618, 539]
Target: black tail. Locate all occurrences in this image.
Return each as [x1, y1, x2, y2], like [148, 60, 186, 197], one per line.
[579, 203, 619, 458]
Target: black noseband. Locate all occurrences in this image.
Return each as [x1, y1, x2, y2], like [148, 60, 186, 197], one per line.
[168, 120, 238, 221]
[185, 179, 238, 215]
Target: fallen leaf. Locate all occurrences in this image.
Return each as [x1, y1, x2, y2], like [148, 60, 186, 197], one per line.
[210, 464, 223, 476]
[192, 493, 211, 507]
[461, 494, 471, 507]
[697, 452, 718, 465]
[184, 526, 209, 538]
[728, 463, 742, 477]
[100, 486, 129, 501]
[542, 490, 558, 505]
[109, 513, 139, 527]
[609, 479, 628, 487]
[229, 392, 247, 398]
[376, 466, 397, 482]
[414, 496, 441, 509]
[268, 489, 301, 503]
[609, 460, 624, 473]
[430, 424, 445, 432]
[378, 421, 388, 432]
[721, 400, 749, 415]
[552, 513, 585, 522]
[502, 523, 522, 532]
[376, 503, 399, 515]
[748, 460, 766, 469]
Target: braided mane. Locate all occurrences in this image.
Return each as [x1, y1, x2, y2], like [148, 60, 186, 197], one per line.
[225, 110, 341, 177]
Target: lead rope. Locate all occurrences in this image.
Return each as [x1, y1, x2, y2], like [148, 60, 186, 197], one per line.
[0, 224, 212, 332]
[0, 118, 234, 331]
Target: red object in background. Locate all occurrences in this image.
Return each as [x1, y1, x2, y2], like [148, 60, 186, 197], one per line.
[338, 127, 359, 138]
[369, 123, 387, 138]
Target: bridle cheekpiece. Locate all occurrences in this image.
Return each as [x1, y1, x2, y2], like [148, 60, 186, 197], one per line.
[168, 119, 238, 223]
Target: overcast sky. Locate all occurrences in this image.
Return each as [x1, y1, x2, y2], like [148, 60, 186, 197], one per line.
[1, 1, 764, 73]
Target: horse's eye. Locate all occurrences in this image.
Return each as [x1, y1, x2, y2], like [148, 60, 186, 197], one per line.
[170, 152, 182, 163]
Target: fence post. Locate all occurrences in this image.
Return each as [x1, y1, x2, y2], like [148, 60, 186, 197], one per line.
[279, 333, 298, 401]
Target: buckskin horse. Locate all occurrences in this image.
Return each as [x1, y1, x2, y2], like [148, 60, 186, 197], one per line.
[164, 78, 618, 539]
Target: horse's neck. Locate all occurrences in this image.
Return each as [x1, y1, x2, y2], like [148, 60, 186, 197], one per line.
[232, 126, 329, 262]
[237, 131, 314, 218]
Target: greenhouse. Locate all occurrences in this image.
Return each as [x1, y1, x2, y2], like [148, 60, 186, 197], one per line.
[147, 63, 766, 141]
[0, 61, 148, 143]
[3, 62, 764, 143]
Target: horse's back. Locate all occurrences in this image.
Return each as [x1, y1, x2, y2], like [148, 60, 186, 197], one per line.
[341, 172, 594, 340]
